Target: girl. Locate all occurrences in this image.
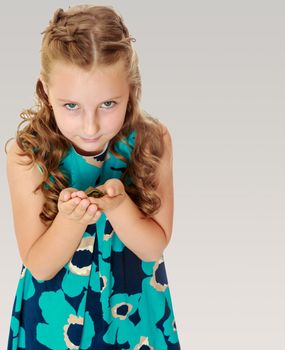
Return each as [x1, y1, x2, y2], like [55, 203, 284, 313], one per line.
[5, 4, 181, 349]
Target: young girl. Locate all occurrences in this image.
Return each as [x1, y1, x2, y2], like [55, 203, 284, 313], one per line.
[5, 4, 181, 349]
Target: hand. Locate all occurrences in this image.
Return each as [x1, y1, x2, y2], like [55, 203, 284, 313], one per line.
[58, 187, 102, 225]
[81, 179, 126, 214]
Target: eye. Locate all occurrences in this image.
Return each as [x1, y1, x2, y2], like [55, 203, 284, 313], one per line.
[101, 101, 117, 109]
[64, 103, 79, 112]
[63, 101, 117, 112]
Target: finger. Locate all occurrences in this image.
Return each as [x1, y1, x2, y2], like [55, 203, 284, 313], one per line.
[88, 196, 103, 210]
[106, 186, 115, 197]
[73, 198, 96, 219]
[107, 185, 124, 197]
[58, 196, 80, 216]
[59, 188, 78, 202]
[65, 197, 81, 214]
[60, 191, 71, 203]
[86, 202, 95, 211]
[88, 196, 100, 205]
[85, 203, 100, 217]
[105, 179, 124, 196]
[105, 178, 121, 187]
[92, 184, 105, 193]
[78, 202, 101, 224]
[71, 191, 87, 199]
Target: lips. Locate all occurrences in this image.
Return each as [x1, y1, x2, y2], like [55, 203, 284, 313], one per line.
[81, 136, 100, 142]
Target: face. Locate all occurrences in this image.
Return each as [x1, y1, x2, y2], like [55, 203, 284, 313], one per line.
[41, 60, 130, 156]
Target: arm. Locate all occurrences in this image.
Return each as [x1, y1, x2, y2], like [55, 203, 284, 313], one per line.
[6, 140, 95, 281]
[104, 125, 174, 262]
[106, 193, 167, 262]
[24, 212, 87, 281]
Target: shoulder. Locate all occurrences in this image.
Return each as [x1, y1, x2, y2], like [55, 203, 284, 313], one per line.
[161, 123, 173, 153]
[6, 139, 33, 170]
[6, 139, 27, 163]
[6, 138, 19, 156]
[157, 123, 173, 186]
[6, 138, 47, 268]
[156, 120, 173, 162]
[142, 115, 173, 154]
[6, 138, 43, 179]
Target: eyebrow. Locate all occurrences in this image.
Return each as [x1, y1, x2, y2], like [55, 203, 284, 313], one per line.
[57, 96, 123, 103]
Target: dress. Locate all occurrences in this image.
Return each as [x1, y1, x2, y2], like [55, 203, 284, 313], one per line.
[7, 129, 181, 349]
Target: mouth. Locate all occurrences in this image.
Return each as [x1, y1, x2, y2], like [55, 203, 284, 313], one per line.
[81, 136, 101, 143]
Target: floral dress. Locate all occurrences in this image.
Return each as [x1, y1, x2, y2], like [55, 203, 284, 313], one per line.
[7, 129, 181, 349]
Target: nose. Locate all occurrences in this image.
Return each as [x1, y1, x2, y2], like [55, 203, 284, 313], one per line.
[82, 114, 100, 137]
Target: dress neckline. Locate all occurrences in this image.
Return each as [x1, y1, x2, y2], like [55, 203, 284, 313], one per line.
[70, 140, 110, 159]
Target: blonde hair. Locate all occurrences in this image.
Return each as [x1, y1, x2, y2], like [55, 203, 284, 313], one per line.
[5, 4, 166, 227]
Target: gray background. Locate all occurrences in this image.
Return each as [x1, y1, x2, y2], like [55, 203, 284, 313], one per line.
[1, 1, 284, 349]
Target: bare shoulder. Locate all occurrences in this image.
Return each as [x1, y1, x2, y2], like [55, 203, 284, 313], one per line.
[6, 139, 48, 265]
[157, 121, 173, 162]
[146, 117, 173, 155]
[6, 139, 32, 165]
[163, 124, 172, 149]
[157, 121, 173, 185]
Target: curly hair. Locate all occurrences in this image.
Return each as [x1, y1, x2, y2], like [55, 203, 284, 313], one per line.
[4, 4, 167, 227]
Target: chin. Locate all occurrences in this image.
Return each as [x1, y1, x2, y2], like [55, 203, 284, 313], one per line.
[79, 138, 108, 155]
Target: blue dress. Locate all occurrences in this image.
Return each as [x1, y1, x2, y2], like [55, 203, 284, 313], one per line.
[7, 129, 181, 349]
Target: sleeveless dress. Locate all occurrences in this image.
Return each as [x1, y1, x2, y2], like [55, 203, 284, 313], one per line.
[7, 129, 181, 350]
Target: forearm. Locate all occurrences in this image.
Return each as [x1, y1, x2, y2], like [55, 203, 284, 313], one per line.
[105, 193, 167, 262]
[24, 212, 87, 281]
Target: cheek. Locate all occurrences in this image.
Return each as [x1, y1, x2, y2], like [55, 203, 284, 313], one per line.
[110, 115, 125, 133]
[102, 111, 125, 131]
[54, 112, 76, 133]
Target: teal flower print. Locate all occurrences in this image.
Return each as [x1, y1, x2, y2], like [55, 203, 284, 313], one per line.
[13, 266, 29, 313]
[163, 312, 180, 344]
[62, 236, 95, 298]
[9, 316, 25, 349]
[89, 255, 115, 314]
[37, 289, 94, 349]
[102, 293, 141, 345]
[13, 265, 40, 313]
[133, 257, 180, 348]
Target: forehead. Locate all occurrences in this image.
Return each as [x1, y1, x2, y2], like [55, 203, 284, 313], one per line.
[49, 60, 129, 96]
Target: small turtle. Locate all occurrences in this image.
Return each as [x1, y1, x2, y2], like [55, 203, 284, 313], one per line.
[84, 186, 107, 198]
